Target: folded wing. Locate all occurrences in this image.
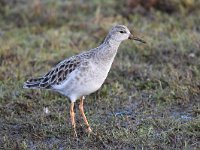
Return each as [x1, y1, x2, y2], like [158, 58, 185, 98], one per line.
[23, 56, 81, 89]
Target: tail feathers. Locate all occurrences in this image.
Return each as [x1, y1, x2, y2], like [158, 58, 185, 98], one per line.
[23, 77, 43, 89]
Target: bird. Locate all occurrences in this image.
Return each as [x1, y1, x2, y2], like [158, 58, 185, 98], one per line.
[23, 25, 146, 137]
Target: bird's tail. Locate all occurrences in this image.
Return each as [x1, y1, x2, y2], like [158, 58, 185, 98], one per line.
[23, 77, 43, 89]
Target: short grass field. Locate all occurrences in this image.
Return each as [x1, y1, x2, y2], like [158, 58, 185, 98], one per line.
[0, 0, 200, 149]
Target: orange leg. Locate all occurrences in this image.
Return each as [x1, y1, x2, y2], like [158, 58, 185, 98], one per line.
[79, 96, 92, 133]
[70, 102, 77, 137]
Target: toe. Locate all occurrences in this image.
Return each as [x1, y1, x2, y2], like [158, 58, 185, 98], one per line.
[86, 127, 92, 133]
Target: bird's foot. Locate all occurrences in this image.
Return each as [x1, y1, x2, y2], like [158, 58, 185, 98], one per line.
[73, 129, 78, 138]
[86, 127, 92, 133]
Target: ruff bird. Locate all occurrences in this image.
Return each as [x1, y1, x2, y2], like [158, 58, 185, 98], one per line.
[23, 25, 145, 136]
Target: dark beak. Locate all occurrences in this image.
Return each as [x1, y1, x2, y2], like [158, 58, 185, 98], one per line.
[128, 34, 146, 43]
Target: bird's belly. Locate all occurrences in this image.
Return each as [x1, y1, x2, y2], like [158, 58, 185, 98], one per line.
[53, 62, 111, 101]
[54, 70, 106, 100]
[75, 69, 107, 95]
[76, 79, 103, 95]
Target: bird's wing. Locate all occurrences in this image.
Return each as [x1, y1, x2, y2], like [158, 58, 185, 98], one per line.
[25, 55, 82, 89]
[42, 56, 83, 88]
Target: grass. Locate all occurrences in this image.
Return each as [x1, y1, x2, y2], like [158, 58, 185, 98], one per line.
[0, 0, 200, 149]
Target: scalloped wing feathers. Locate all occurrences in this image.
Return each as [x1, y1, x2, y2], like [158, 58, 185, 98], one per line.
[23, 56, 81, 89]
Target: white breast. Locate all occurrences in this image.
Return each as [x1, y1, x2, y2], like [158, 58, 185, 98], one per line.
[52, 60, 112, 102]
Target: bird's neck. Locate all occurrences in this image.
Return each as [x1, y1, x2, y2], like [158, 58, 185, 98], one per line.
[95, 38, 121, 63]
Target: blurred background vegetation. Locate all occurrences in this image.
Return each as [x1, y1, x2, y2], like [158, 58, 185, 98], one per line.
[0, 0, 200, 149]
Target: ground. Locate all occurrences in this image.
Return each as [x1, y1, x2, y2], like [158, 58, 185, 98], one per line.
[0, 0, 200, 149]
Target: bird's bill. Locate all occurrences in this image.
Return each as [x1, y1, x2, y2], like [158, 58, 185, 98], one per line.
[128, 34, 146, 43]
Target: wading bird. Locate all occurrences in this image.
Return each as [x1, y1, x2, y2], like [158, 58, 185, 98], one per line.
[23, 25, 145, 137]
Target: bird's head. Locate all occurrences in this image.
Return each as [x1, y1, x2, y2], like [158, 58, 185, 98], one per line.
[107, 25, 146, 43]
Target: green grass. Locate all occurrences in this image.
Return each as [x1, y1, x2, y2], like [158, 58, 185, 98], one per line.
[0, 0, 200, 149]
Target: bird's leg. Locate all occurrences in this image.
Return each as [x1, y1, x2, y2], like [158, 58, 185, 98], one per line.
[70, 102, 77, 137]
[79, 96, 92, 133]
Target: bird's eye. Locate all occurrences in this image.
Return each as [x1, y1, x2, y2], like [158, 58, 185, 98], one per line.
[119, 30, 126, 34]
